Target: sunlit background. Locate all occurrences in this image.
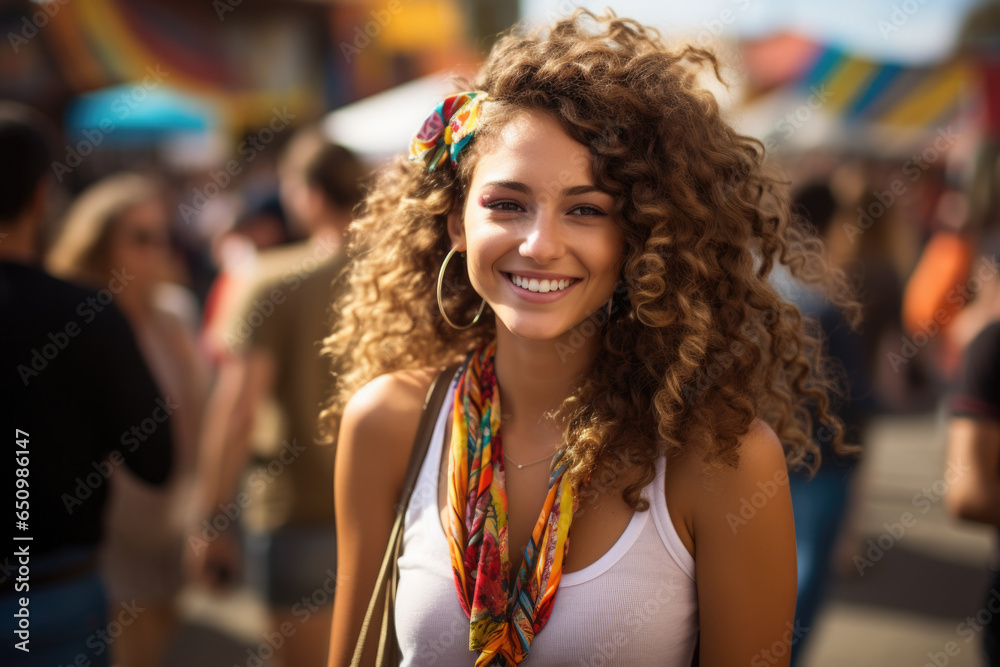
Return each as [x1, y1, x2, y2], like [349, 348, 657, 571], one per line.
[3, 0, 999, 665]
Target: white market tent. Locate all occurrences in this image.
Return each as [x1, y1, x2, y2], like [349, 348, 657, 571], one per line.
[322, 70, 474, 163]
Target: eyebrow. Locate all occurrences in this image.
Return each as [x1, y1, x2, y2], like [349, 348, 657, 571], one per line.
[483, 180, 605, 197]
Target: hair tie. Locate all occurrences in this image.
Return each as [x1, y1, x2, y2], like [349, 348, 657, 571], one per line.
[409, 91, 488, 172]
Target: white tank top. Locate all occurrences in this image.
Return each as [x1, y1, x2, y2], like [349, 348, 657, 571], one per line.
[395, 376, 699, 666]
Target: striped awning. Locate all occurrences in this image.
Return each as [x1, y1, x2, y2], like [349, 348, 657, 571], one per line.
[44, 0, 321, 130]
[798, 45, 970, 129]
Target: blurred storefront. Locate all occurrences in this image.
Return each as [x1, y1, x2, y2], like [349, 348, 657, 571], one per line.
[0, 0, 514, 186]
[735, 33, 974, 159]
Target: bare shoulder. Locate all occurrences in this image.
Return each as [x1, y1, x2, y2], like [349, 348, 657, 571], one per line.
[330, 368, 444, 666]
[722, 419, 787, 482]
[340, 368, 439, 460]
[334, 367, 443, 532]
[344, 368, 438, 426]
[669, 419, 790, 531]
[687, 419, 784, 487]
[684, 425, 797, 665]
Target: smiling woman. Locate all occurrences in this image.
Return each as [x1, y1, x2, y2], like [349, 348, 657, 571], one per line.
[323, 8, 857, 667]
[452, 109, 624, 341]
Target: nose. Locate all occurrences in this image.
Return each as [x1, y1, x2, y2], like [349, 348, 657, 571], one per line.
[519, 208, 565, 265]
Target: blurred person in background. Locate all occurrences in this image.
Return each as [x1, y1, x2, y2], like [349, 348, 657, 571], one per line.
[832, 162, 912, 409]
[190, 127, 365, 666]
[0, 104, 173, 666]
[948, 141, 1000, 357]
[902, 143, 1000, 383]
[774, 180, 874, 665]
[46, 173, 208, 667]
[200, 193, 291, 364]
[942, 138, 1000, 667]
[946, 316, 1000, 667]
[900, 184, 971, 381]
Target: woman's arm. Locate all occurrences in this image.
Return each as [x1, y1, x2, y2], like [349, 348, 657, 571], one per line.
[327, 369, 434, 667]
[186, 349, 274, 589]
[690, 420, 798, 667]
[945, 417, 1000, 527]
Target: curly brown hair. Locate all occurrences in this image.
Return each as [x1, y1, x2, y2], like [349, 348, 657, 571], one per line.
[321, 9, 859, 510]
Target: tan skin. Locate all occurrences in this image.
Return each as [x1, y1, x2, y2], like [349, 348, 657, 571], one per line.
[328, 110, 796, 666]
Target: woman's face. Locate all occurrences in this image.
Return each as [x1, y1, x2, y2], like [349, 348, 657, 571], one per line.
[450, 109, 623, 341]
[109, 199, 170, 289]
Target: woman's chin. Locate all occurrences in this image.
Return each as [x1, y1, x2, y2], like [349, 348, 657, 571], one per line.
[494, 311, 576, 343]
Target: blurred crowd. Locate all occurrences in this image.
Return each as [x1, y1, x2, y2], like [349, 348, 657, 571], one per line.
[0, 102, 370, 666]
[5, 104, 1000, 667]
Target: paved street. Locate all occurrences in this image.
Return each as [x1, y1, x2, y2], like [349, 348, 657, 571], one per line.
[801, 412, 996, 667]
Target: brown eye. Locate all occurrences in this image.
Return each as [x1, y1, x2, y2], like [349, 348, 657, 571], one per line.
[486, 200, 523, 212]
[570, 205, 605, 216]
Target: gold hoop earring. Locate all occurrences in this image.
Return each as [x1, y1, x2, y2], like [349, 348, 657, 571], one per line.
[437, 246, 485, 330]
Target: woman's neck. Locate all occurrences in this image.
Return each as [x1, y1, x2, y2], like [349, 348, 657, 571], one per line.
[492, 315, 601, 432]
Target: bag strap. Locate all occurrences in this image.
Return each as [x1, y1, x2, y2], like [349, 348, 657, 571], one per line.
[351, 360, 464, 667]
[396, 360, 463, 521]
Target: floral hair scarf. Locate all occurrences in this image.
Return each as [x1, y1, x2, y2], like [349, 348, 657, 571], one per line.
[409, 90, 487, 172]
[447, 341, 577, 666]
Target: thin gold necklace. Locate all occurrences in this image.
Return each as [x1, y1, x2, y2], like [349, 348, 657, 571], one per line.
[504, 451, 555, 470]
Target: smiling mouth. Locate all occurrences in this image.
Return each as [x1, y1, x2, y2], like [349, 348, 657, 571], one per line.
[505, 272, 579, 294]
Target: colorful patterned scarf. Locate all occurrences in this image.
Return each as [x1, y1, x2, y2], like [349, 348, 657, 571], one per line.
[447, 341, 577, 666]
[409, 90, 487, 172]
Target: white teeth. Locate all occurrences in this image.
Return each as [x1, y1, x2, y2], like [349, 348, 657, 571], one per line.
[509, 273, 574, 293]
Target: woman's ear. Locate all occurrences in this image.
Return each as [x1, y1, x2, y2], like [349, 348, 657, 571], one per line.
[446, 202, 467, 252]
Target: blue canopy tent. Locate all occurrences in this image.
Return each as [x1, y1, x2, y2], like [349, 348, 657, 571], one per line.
[65, 83, 220, 145]
[61, 84, 226, 172]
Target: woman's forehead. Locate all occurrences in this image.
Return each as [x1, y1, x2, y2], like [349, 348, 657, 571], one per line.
[475, 108, 595, 181]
